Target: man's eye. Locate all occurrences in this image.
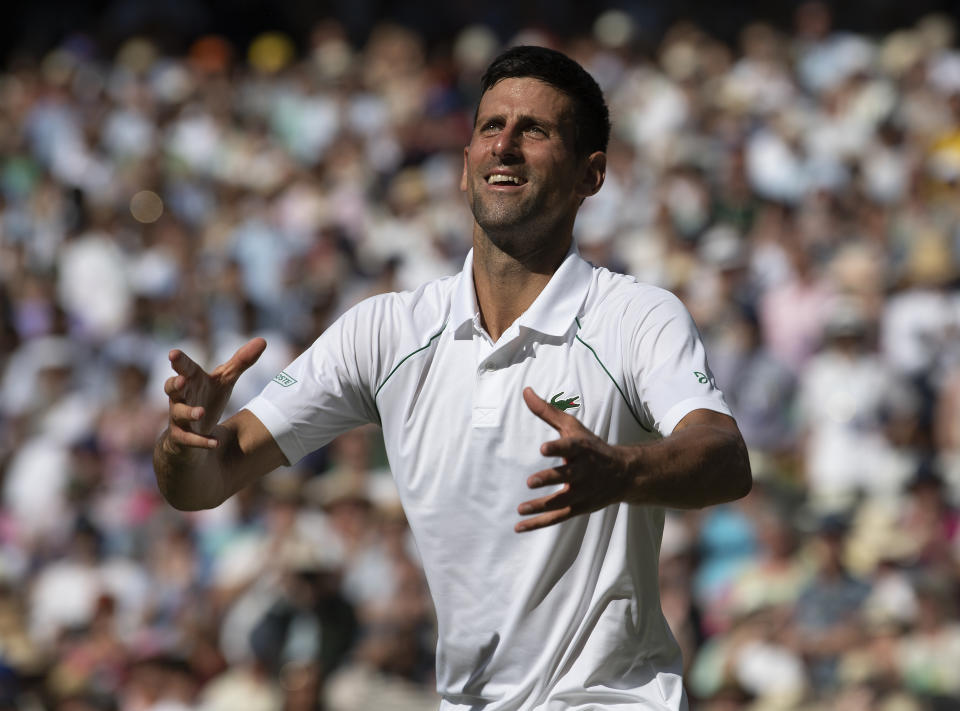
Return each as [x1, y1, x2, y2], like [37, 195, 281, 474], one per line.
[526, 126, 546, 136]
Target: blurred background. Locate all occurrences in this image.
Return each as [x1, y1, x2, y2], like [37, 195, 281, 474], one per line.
[2, 0, 960, 709]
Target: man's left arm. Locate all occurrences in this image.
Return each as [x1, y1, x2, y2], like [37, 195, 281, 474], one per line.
[515, 388, 751, 532]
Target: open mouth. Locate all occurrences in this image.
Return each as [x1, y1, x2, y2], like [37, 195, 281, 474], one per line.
[485, 173, 527, 186]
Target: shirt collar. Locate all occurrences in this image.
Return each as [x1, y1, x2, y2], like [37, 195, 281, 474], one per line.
[451, 249, 480, 333]
[450, 242, 594, 338]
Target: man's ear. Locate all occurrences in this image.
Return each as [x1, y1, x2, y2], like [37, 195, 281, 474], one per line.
[577, 151, 606, 199]
[460, 146, 470, 192]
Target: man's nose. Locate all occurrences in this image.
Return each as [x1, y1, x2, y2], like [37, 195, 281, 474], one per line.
[492, 126, 522, 160]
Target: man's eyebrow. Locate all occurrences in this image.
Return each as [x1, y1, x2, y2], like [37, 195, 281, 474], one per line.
[475, 111, 562, 129]
[475, 111, 504, 124]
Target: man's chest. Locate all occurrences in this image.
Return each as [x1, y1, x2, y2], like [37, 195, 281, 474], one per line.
[375, 330, 651, 506]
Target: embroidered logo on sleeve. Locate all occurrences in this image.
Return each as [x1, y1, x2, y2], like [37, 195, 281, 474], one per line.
[694, 371, 709, 384]
[550, 391, 581, 412]
[273, 371, 298, 387]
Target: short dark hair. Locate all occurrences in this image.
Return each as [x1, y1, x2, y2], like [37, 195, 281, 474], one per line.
[477, 45, 611, 157]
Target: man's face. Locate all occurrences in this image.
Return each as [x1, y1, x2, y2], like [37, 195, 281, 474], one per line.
[461, 77, 603, 256]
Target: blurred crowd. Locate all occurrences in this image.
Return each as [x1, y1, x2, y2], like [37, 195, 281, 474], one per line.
[1, 1, 960, 709]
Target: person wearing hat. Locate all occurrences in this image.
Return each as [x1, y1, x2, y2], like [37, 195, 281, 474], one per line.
[155, 45, 751, 710]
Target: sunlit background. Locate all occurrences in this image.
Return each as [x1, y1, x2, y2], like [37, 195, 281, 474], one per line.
[2, 1, 960, 709]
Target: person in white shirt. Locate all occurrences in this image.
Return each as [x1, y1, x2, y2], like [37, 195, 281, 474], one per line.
[154, 45, 752, 710]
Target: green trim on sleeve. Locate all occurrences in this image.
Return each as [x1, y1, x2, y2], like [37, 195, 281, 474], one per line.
[574, 317, 652, 433]
[374, 324, 447, 400]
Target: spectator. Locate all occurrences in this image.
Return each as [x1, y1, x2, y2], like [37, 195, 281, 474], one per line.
[787, 514, 871, 692]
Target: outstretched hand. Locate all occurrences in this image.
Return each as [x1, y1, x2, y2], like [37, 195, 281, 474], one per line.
[162, 338, 267, 453]
[516, 387, 635, 533]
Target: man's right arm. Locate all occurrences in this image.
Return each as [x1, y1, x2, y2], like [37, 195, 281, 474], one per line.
[155, 296, 394, 510]
[153, 338, 288, 511]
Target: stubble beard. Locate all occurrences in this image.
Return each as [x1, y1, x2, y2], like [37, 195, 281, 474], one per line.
[469, 182, 554, 259]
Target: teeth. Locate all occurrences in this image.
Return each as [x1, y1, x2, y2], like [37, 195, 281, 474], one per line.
[487, 174, 523, 185]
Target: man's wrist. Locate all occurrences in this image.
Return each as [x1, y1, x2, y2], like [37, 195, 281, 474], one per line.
[614, 444, 643, 504]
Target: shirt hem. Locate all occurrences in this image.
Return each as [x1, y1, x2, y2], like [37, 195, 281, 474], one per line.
[659, 396, 731, 436]
[244, 395, 305, 464]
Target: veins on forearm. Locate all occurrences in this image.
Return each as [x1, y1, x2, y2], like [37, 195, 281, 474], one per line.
[621, 426, 750, 509]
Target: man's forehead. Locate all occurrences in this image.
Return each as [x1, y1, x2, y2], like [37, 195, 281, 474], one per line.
[476, 77, 575, 121]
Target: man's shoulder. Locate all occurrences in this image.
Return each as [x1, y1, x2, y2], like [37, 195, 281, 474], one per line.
[583, 265, 687, 326]
[341, 272, 460, 339]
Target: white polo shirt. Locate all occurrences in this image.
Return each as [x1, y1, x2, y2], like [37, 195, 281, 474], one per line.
[245, 246, 730, 711]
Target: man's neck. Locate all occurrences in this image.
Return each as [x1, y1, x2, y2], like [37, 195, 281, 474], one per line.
[471, 230, 571, 342]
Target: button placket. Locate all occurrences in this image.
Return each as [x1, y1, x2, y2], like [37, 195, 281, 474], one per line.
[473, 335, 503, 428]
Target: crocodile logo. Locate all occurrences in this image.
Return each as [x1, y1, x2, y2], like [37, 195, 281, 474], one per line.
[550, 391, 580, 412]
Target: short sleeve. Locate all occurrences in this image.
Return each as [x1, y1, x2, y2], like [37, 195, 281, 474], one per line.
[244, 299, 383, 465]
[626, 288, 731, 436]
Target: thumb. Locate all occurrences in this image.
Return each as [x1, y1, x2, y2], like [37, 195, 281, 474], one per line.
[234, 337, 268, 368]
[213, 337, 268, 382]
[523, 387, 566, 432]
